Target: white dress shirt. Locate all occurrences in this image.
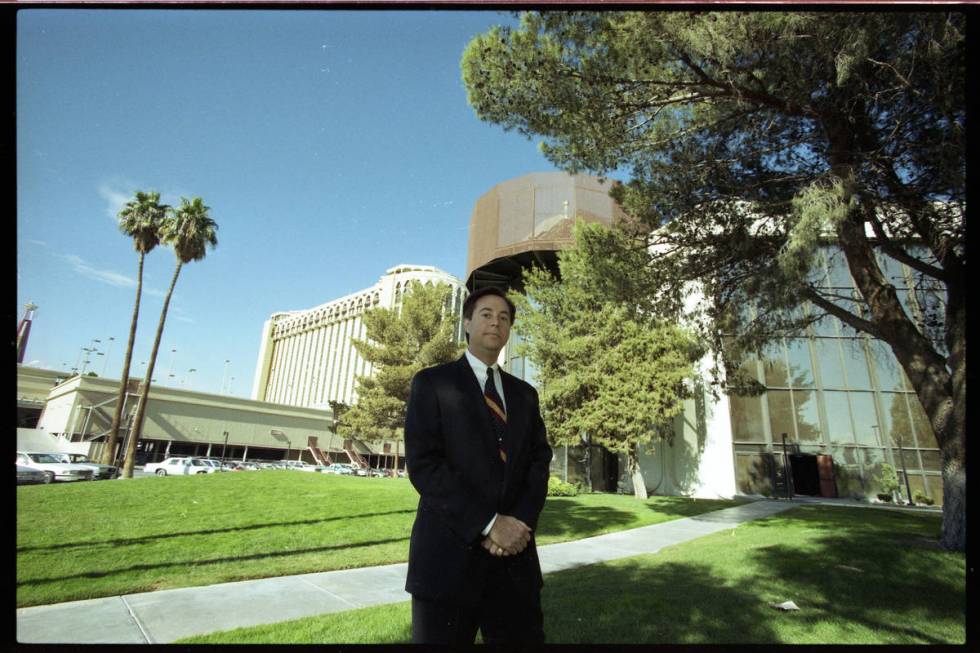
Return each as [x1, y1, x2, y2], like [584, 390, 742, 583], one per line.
[464, 349, 506, 536]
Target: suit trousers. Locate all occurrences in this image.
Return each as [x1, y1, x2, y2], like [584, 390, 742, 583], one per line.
[410, 553, 544, 645]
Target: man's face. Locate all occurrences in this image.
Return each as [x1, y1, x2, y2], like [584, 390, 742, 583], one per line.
[464, 294, 512, 360]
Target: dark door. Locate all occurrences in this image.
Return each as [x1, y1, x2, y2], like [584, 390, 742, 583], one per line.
[789, 454, 821, 496]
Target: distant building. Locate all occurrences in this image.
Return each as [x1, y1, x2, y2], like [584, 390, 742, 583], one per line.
[251, 264, 467, 408]
[21, 369, 350, 465]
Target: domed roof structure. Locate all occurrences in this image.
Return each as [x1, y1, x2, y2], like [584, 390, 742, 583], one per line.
[465, 172, 628, 291]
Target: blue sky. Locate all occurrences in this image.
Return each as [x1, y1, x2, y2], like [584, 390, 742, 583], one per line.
[16, 9, 586, 397]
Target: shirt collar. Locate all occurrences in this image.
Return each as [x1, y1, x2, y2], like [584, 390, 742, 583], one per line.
[464, 349, 499, 381]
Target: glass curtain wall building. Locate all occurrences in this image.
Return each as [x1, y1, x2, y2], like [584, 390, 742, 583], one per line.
[727, 245, 944, 504]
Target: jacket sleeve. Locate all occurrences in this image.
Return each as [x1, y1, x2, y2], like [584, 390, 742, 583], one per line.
[509, 386, 552, 531]
[405, 370, 496, 545]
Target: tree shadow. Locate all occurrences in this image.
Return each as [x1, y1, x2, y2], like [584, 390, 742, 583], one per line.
[536, 499, 639, 538]
[17, 508, 416, 553]
[542, 560, 779, 643]
[743, 508, 962, 643]
[540, 505, 962, 644]
[641, 496, 752, 518]
[18, 536, 410, 587]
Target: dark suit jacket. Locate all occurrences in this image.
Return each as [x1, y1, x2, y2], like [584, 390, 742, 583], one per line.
[404, 355, 553, 605]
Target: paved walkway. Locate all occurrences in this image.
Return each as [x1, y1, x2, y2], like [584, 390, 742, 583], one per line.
[17, 498, 916, 644]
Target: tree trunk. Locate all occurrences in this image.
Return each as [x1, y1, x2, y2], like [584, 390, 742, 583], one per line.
[834, 190, 965, 552]
[393, 439, 399, 477]
[121, 262, 182, 478]
[938, 268, 966, 551]
[102, 253, 144, 466]
[628, 446, 648, 500]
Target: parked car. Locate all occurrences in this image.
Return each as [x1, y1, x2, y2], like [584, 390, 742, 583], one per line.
[16, 452, 94, 482]
[353, 465, 369, 477]
[199, 459, 226, 472]
[367, 468, 388, 478]
[321, 463, 355, 475]
[17, 464, 53, 485]
[236, 461, 261, 471]
[54, 453, 120, 480]
[281, 460, 323, 472]
[144, 457, 213, 476]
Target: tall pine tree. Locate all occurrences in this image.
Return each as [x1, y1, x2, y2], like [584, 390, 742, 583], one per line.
[514, 221, 704, 499]
[336, 281, 465, 461]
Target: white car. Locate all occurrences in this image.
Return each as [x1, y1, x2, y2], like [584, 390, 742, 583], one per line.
[16, 452, 94, 483]
[54, 453, 120, 480]
[281, 460, 323, 472]
[17, 464, 53, 485]
[145, 457, 214, 476]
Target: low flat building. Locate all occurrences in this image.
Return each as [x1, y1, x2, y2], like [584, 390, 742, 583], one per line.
[20, 367, 399, 468]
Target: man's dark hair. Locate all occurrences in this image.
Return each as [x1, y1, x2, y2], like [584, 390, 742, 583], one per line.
[462, 286, 517, 322]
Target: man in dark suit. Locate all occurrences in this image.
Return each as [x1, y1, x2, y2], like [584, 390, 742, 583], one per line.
[404, 285, 553, 644]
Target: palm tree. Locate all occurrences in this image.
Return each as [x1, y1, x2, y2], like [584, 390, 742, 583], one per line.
[101, 191, 169, 466]
[121, 197, 218, 477]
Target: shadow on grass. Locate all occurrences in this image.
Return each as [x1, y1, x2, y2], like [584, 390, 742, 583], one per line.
[641, 495, 753, 518]
[537, 500, 641, 538]
[744, 509, 960, 643]
[543, 560, 779, 644]
[542, 506, 960, 644]
[17, 536, 410, 587]
[537, 495, 746, 540]
[16, 508, 416, 554]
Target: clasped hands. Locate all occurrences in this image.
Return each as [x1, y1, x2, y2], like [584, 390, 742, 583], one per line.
[481, 514, 531, 557]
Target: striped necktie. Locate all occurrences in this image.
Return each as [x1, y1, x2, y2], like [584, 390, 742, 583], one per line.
[484, 367, 507, 462]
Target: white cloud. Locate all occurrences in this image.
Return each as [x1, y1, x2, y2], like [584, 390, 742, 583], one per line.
[64, 254, 136, 288]
[98, 180, 134, 220]
[61, 253, 171, 301]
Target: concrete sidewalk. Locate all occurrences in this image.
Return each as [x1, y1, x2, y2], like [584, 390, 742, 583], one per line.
[17, 499, 797, 644]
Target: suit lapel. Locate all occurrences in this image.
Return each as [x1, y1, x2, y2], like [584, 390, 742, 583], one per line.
[454, 356, 501, 463]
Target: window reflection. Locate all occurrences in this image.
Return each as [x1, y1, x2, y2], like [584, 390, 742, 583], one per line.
[919, 449, 942, 472]
[840, 338, 872, 389]
[826, 250, 854, 288]
[874, 250, 908, 287]
[867, 340, 908, 391]
[762, 340, 788, 387]
[785, 339, 814, 388]
[849, 392, 880, 446]
[814, 339, 846, 388]
[729, 394, 766, 442]
[766, 390, 796, 442]
[824, 391, 854, 444]
[791, 389, 821, 443]
[907, 398, 940, 449]
[879, 392, 914, 448]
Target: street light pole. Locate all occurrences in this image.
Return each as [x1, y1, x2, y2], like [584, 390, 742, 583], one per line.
[896, 440, 915, 506]
[102, 337, 115, 376]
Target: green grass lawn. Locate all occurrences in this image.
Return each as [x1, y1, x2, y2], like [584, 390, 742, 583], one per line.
[16, 471, 739, 607]
[180, 505, 964, 645]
